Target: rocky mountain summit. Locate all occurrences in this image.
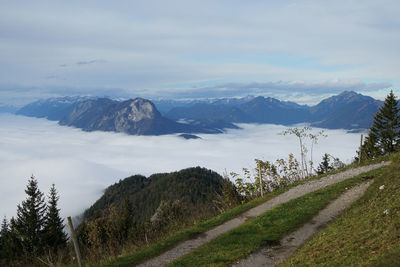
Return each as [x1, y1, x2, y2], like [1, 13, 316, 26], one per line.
[18, 97, 234, 135]
[60, 98, 191, 135]
[309, 91, 382, 129]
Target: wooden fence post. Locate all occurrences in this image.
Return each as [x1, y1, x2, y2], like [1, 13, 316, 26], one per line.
[67, 216, 83, 267]
[258, 163, 264, 197]
[359, 134, 364, 163]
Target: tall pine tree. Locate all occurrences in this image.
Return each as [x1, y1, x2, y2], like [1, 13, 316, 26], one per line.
[362, 91, 400, 158]
[43, 184, 68, 253]
[0, 217, 20, 264]
[7, 217, 23, 263]
[0, 217, 8, 260]
[15, 175, 47, 257]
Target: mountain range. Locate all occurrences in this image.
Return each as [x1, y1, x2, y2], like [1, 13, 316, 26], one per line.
[15, 91, 382, 135]
[17, 97, 237, 135]
[164, 91, 382, 130]
[0, 104, 18, 114]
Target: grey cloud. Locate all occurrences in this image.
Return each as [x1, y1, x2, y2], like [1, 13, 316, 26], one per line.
[0, 0, 399, 95]
[147, 80, 392, 104]
[76, 59, 106, 65]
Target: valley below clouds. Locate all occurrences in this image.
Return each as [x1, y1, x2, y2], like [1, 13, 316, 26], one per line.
[0, 114, 362, 220]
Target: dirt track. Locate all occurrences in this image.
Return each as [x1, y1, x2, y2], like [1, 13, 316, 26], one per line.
[137, 162, 389, 267]
[232, 181, 373, 266]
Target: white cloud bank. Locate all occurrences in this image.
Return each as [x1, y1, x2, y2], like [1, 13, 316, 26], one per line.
[0, 114, 362, 220]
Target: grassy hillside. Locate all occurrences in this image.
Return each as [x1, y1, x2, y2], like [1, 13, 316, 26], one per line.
[167, 168, 379, 266]
[281, 153, 400, 266]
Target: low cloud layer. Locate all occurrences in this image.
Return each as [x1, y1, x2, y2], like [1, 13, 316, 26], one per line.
[149, 80, 392, 104]
[0, 114, 362, 220]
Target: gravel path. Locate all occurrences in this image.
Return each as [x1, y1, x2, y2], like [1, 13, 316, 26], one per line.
[232, 180, 373, 267]
[137, 162, 389, 267]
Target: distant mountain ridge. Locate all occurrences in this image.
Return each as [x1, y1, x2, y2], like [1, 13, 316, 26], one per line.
[309, 91, 382, 129]
[0, 104, 18, 114]
[165, 91, 383, 130]
[16, 91, 383, 133]
[17, 97, 237, 135]
[16, 96, 94, 121]
[151, 95, 257, 114]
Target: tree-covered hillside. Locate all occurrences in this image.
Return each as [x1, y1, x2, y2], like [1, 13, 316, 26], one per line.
[83, 167, 236, 224]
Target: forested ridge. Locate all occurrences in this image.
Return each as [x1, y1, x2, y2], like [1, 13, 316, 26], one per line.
[83, 167, 235, 223]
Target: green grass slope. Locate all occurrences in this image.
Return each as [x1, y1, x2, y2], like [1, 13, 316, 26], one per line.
[168, 168, 380, 266]
[281, 153, 400, 266]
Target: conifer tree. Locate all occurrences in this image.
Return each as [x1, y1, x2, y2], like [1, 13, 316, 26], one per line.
[43, 184, 68, 253]
[0, 217, 20, 264]
[15, 175, 47, 256]
[8, 217, 23, 261]
[0, 216, 7, 236]
[317, 153, 333, 175]
[119, 197, 134, 238]
[0, 217, 8, 260]
[362, 91, 400, 158]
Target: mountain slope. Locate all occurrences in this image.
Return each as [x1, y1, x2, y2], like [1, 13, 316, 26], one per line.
[165, 91, 382, 129]
[167, 103, 252, 122]
[152, 96, 255, 115]
[17, 97, 237, 135]
[310, 91, 382, 129]
[16, 96, 92, 120]
[238, 96, 311, 124]
[59, 98, 197, 135]
[0, 104, 18, 114]
[166, 96, 310, 124]
[83, 167, 234, 224]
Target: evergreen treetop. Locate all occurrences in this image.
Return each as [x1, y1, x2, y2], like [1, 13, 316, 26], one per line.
[15, 175, 47, 256]
[317, 153, 333, 175]
[0, 217, 8, 238]
[43, 184, 68, 252]
[362, 90, 400, 158]
[0, 217, 8, 262]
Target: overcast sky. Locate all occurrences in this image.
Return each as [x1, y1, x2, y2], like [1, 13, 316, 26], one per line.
[1, 0, 399, 105]
[0, 114, 361, 219]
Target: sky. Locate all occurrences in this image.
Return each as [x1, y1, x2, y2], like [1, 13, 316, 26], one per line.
[0, 113, 362, 220]
[1, 0, 399, 106]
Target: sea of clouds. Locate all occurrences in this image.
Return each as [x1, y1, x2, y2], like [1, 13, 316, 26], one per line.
[0, 114, 363, 220]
